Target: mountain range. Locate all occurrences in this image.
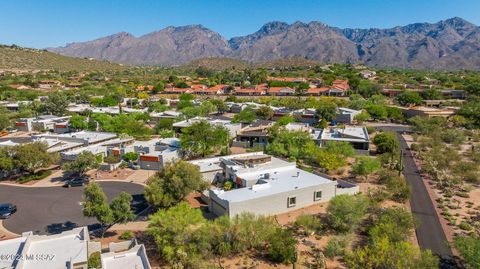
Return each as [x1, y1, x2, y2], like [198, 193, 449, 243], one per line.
[48, 17, 480, 70]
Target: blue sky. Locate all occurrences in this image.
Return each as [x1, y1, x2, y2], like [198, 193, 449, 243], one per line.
[1, 0, 479, 48]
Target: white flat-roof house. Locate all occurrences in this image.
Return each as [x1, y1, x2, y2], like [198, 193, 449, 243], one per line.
[0, 227, 91, 269]
[0, 227, 151, 269]
[134, 138, 181, 170]
[335, 107, 361, 124]
[173, 117, 242, 137]
[15, 115, 71, 132]
[101, 242, 151, 269]
[33, 131, 119, 160]
[202, 152, 358, 217]
[318, 127, 370, 154]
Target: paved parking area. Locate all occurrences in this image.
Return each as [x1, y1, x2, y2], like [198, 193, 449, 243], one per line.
[0, 182, 146, 235]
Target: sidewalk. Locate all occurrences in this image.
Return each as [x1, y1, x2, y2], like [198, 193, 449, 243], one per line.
[0, 220, 19, 240]
[110, 221, 149, 231]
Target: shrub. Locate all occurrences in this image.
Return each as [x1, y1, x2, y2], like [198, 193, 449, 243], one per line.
[458, 221, 473, 231]
[294, 214, 322, 234]
[104, 155, 121, 164]
[119, 230, 134, 240]
[122, 152, 138, 162]
[223, 181, 233, 191]
[324, 236, 348, 259]
[17, 170, 52, 184]
[87, 252, 101, 269]
[410, 143, 419, 151]
[352, 156, 381, 177]
[454, 236, 480, 269]
[366, 126, 375, 134]
[266, 228, 297, 264]
[327, 194, 370, 233]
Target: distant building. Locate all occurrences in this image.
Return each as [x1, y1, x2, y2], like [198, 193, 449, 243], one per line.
[399, 106, 457, 118]
[359, 70, 377, 79]
[134, 138, 181, 170]
[233, 120, 274, 148]
[172, 117, 241, 137]
[318, 127, 370, 154]
[15, 115, 71, 132]
[267, 87, 295, 96]
[196, 152, 358, 217]
[335, 107, 361, 124]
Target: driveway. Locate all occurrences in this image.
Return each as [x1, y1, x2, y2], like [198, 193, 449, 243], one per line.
[0, 182, 146, 235]
[377, 125, 454, 267]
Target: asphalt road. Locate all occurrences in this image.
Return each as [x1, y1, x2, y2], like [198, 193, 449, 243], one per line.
[378, 125, 455, 267]
[0, 181, 146, 235]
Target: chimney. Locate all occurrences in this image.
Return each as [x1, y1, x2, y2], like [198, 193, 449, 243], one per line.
[296, 171, 300, 177]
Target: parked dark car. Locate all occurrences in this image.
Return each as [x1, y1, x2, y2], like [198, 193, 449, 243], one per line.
[0, 203, 17, 219]
[63, 177, 90, 188]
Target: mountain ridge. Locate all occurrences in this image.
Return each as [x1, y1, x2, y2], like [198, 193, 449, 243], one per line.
[48, 17, 480, 69]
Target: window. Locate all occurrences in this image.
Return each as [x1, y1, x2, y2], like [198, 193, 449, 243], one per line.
[287, 196, 296, 208]
[314, 191, 322, 201]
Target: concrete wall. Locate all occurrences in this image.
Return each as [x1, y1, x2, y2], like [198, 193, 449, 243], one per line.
[335, 113, 354, 124]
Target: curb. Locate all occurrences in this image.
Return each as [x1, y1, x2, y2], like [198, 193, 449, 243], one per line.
[0, 220, 20, 238]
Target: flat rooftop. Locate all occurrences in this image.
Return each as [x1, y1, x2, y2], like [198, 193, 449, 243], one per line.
[320, 127, 368, 143]
[101, 244, 151, 269]
[213, 158, 334, 202]
[0, 235, 29, 268]
[37, 131, 117, 144]
[15, 227, 89, 269]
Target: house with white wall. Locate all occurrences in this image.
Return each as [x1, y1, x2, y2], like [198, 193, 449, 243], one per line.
[196, 152, 359, 217]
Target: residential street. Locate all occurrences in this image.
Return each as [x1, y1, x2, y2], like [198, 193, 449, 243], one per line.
[377, 125, 455, 267]
[0, 181, 146, 235]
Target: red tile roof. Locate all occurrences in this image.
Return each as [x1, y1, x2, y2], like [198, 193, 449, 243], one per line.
[307, 87, 330, 94]
[268, 87, 295, 94]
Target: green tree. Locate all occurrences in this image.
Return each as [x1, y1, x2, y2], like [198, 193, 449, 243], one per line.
[396, 91, 422, 106]
[316, 101, 338, 122]
[13, 142, 59, 174]
[152, 81, 164, 93]
[209, 99, 228, 114]
[144, 160, 207, 207]
[267, 130, 316, 161]
[62, 151, 99, 176]
[365, 104, 388, 120]
[69, 115, 87, 130]
[458, 96, 480, 127]
[454, 236, 480, 269]
[0, 113, 11, 130]
[421, 89, 443, 100]
[354, 111, 371, 124]
[180, 121, 228, 158]
[373, 132, 400, 155]
[43, 93, 69, 115]
[386, 106, 404, 121]
[312, 149, 346, 171]
[147, 202, 206, 268]
[83, 183, 134, 237]
[256, 106, 274, 120]
[122, 152, 138, 162]
[232, 107, 257, 123]
[326, 194, 370, 234]
[154, 118, 174, 131]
